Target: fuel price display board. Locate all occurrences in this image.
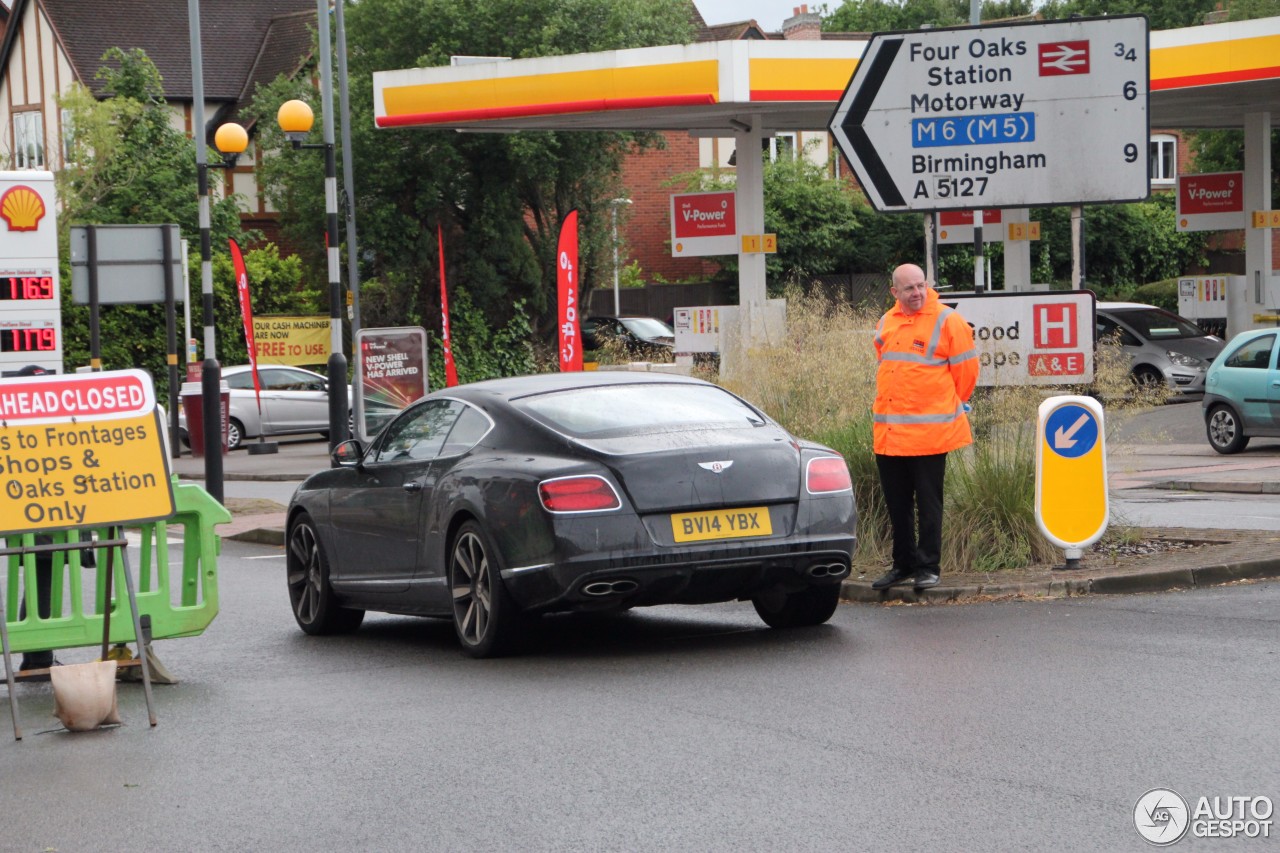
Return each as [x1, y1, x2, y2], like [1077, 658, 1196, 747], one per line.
[0, 171, 61, 374]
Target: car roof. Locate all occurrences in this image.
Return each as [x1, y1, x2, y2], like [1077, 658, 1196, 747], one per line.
[586, 315, 664, 322]
[222, 364, 321, 374]
[1096, 302, 1159, 311]
[1225, 327, 1279, 344]
[448, 370, 711, 402]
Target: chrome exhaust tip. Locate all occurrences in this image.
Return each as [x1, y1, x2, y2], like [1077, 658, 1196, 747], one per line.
[807, 562, 849, 578]
[582, 579, 639, 596]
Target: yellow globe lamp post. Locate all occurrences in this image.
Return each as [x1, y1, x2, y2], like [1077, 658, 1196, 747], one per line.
[277, 96, 349, 450]
[213, 122, 249, 165]
[277, 99, 315, 147]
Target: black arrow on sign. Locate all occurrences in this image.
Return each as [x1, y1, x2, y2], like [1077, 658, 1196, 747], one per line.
[840, 37, 905, 208]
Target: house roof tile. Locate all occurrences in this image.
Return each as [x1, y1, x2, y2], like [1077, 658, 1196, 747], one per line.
[41, 0, 314, 101]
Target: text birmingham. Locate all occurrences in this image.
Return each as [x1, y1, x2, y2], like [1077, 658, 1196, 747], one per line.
[913, 150, 1047, 175]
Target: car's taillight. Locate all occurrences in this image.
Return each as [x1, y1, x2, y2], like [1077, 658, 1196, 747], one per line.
[806, 456, 852, 494]
[538, 475, 622, 512]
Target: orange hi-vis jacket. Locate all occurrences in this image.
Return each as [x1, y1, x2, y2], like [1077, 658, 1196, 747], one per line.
[873, 288, 979, 456]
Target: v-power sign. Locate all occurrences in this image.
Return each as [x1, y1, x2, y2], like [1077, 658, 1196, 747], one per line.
[829, 16, 1149, 212]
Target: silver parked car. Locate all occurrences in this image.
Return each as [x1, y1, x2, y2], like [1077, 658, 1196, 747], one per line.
[179, 364, 351, 450]
[1095, 302, 1225, 395]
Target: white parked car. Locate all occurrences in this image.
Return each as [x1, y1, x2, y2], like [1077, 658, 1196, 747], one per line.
[178, 364, 351, 450]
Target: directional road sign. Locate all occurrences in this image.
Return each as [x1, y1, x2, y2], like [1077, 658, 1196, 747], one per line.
[829, 16, 1149, 212]
[1035, 395, 1108, 554]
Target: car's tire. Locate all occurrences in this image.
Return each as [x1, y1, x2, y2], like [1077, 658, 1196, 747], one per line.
[752, 583, 840, 629]
[1131, 366, 1165, 390]
[1206, 404, 1250, 455]
[448, 520, 522, 658]
[287, 512, 365, 635]
[226, 418, 245, 451]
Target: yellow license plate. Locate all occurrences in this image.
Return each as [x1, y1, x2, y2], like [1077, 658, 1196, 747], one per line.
[671, 507, 773, 543]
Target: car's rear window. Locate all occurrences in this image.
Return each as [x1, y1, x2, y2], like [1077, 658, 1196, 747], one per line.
[1111, 308, 1206, 341]
[514, 383, 766, 437]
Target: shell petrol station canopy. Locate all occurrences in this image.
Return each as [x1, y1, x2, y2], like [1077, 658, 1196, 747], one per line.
[372, 17, 1280, 135]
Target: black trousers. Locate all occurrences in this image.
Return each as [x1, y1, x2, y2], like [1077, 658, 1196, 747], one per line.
[18, 537, 54, 669]
[875, 452, 948, 575]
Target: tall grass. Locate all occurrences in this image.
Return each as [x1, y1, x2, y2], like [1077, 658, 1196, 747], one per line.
[719, 287, 1168, 573]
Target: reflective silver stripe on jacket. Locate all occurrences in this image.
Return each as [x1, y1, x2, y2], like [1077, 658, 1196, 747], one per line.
[881, 306, 976, 366]
[873, 403, 968, 424]
[881, 351, 949, 365]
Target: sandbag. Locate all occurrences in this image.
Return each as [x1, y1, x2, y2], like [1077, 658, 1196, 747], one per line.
[50, 661, 121, 732]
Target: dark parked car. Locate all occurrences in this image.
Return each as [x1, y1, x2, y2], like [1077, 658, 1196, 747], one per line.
[581, 315, 675, 359]
[286, 372, 857, 657]
[1202, 327, 1280, 454]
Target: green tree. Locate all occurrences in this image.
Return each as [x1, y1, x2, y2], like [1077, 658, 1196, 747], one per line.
[1023, 197, 1204, 293]
[55, 48, 256, 400]
[714, 149, 863, 287]
[675, 147, 929, 292]
[823, 0, 1034, 32]
[1035, 0, 1215, 28]
[247, 0, 696, 371]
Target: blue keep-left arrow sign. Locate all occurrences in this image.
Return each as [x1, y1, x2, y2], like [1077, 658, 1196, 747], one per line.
[1045, 404, 1098, 458]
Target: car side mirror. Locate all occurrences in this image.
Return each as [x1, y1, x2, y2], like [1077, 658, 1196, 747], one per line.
[331, 439, 364, 469]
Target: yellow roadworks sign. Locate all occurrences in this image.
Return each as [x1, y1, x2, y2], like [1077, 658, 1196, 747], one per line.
[1035, 395, 1108, 552]
[0, 369, 173, 535]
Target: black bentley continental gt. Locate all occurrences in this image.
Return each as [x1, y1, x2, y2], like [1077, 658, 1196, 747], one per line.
[286, 371, 857, 657]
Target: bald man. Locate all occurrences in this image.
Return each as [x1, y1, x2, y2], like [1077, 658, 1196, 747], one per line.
[869, 265, 978, 591]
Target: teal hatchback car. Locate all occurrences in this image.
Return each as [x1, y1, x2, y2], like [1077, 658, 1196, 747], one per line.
[1202, 328, 1280, 454]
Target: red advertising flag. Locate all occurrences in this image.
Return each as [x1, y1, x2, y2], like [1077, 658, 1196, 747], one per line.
[437, 224, 459, 387]
[557, 210, 582, 372]
[228, 239, 264, 417]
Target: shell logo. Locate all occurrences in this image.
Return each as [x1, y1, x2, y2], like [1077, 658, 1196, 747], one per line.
[0, 185, 47, 232]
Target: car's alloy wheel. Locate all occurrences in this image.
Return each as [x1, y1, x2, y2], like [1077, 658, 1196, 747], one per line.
[1131, 366, 1164, 389]
[752, 583, 840, 629]
[449, 521, 520, 657]
[1206, 404, 1250, 455]
[227, 418, 245, 451]
[287, 512, 364, 635]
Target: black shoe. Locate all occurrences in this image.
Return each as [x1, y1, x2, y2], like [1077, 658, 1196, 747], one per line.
[871, 567, 915, 590]
[913, 570, 941, 589]
[20, 653, 54, 671]
[15, 658, 60, 682]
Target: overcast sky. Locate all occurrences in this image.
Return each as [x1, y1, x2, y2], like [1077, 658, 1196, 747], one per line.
[694, 0, 810, 32]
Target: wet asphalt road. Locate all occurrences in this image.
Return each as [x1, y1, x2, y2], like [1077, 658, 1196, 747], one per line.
[4, 538, 1277, 851]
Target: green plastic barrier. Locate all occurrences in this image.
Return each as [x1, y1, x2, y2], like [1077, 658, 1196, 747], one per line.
[3, 478, 231, 655]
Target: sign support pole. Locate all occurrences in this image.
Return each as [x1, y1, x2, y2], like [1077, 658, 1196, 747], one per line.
[117, 536, 157, 726]
[0, 570, 22, 739]
[974, 211, 985, 293]
[87, 225, 101, 369]
[1071, 206, 1084, 290]
[924, 214, 938, 284]
[187, 0, 224, 503]
[163, 225, 180, 457]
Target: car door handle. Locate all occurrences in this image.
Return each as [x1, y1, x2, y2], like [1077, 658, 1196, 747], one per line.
[403, 482, 423, 493]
